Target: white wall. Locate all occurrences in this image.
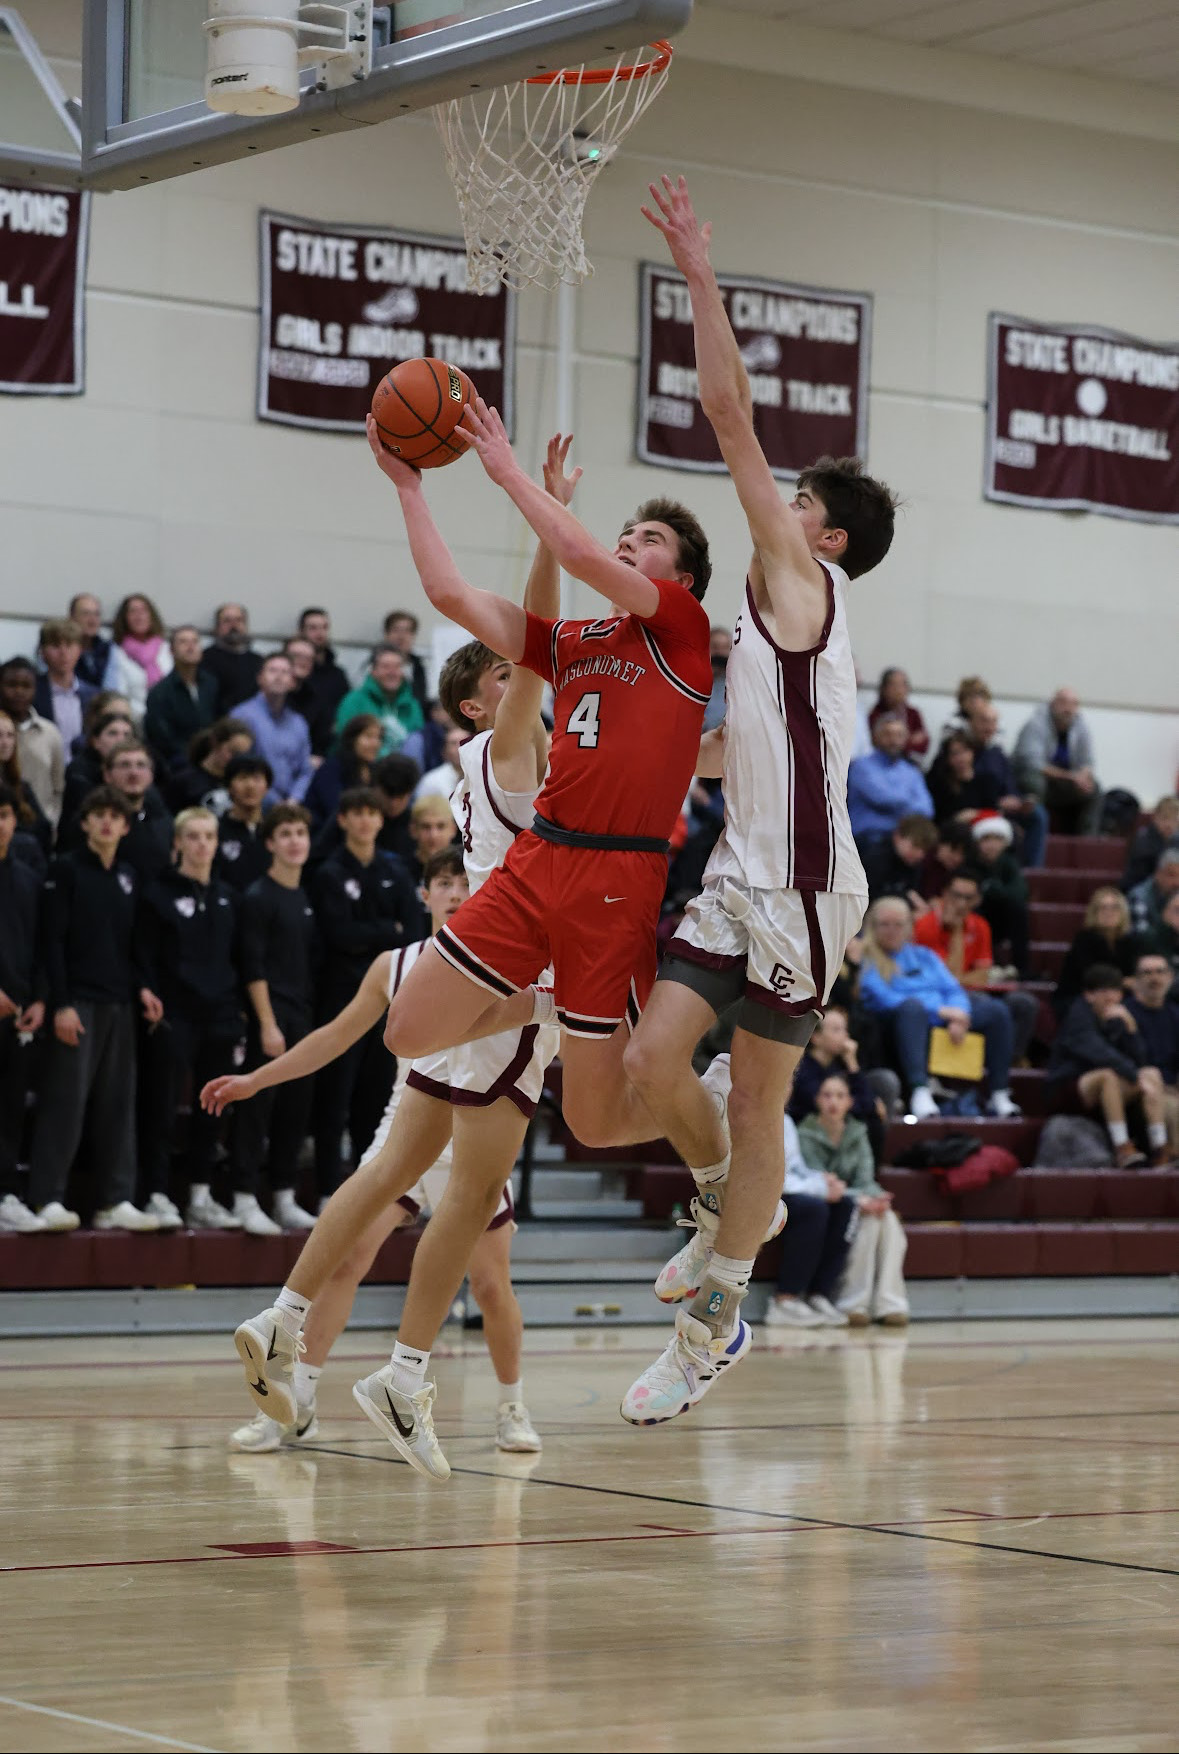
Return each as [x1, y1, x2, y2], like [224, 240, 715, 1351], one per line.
[4, 3, 1177, 738]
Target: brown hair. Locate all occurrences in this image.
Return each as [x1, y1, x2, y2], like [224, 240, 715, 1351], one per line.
[39, 617, 82, 649]
[422, 845, 466, 885]
[1083, 885, 1130, 938]
[625, 497, 712, 600]
[111, 594, 165, 644]
[439, 641, 505, 733]
[955, 674, 991, 714]
[338, 785, 385, 817]
[79, 784, 135, 824]
[795, 456, 898, 580]
[0, 711, 34, 825]
[262, 802, 312, 841]
[895, 813, 938, 852]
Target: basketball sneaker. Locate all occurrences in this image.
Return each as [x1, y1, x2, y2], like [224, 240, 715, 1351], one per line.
[620, 1307, 752, 1426]
[232, 1193, 282, 1237]
[0, 1194, 47, 1233]
[37, 1200, 80, 1232]
[145, 1192, 183, 1231]
[496, 1401, 542, 1453]
[234, 1308, 303, 1426]
[93, 1200, 160, 1232]
[808, 1295, 850, 1328]
[229, 1402, 319, 1453]
[654, 1191, 788, 1303]
[763, 1296, 825, 1329]
[352, 1366, 451, 1481]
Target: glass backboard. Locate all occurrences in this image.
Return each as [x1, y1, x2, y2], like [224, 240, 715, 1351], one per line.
[82, 0, 691, 190]
[0, 8, 82, 183]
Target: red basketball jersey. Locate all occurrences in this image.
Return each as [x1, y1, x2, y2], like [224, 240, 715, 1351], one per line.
[520, 579, 712, 840]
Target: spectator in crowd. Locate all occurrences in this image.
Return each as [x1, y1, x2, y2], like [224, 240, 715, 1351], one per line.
[1146, 890, 1179, 986]
[847, 711, 934, 845]
[235, 653, 313, 802]
[144, 626, 218, 771]
[382, 608, 430, 711]
[0, 657, 65, 824]
[857, 896, 1020, 1120]
[215, 754, 273, 893]
[0, 711, 52, 860]
[401, 700, 456, 777]
[165, 716, 253, 815]
[937, 674, 992, 746]
[308, 751, 420, 870]
[1123, 797, 1179, 894]
[1125, 949, 1179, 1159]
[68, 593, 112, 690]
[305, 713, 382, 829]
[80, 689, 135, 742]
[335, 644, 425, 757]
[1053, 885, 1146, 1017]
[913, 868, 1038, 1062]
[918, 820, 973, 902]
[34, 619, 98, 753]
[200, 603, 262, 715]
[787, 1004, 899, 1165]
[0, 784, 46, 1233]
[764, 1076, 862, 1329]
[803, 1071, 909, 1327]
[28, 787, 163, 1232]
[860, 812, 937, 906]
[968, 815, 1030, 976]
[868, 667, 929, 761]
[310, 786, 421, 1199]
[106, 594, 172, 720]
[703, 625, 731, 732]
[229, 804, 322, 1235]
[137, 809, 245, 1230]
[296, 606, 351, 728]
[1014, 686, 1101, 835]
[926, 731, 1004, 825]
[407, 792, 459, 890]
[91, 740, 174, 882]
[1047, 962, 1170, 1169]
[61, 709, 136, 829]
[416, 725, 465, 803]
[963, 697, 1048, 868]
[1128, 848, 1179, 939]
[282, 636, 335, 759]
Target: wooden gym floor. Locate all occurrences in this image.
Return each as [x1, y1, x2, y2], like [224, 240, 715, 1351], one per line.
[2, 1318, 1178, 1753]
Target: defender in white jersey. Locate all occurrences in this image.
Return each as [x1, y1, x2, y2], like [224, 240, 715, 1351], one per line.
[620, 177, 899, 1424]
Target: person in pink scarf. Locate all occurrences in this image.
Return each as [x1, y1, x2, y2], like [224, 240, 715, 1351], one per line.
[106, 594, 172, 722]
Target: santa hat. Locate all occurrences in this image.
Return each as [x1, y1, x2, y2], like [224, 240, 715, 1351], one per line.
[971, 813, 1013, 846]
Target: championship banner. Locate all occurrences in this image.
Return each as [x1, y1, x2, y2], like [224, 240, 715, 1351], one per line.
[258, 211, 514, 433]
[985, 315, 1179, 526]
[638, 264, 870, 478]
[0, 182, 88, 395]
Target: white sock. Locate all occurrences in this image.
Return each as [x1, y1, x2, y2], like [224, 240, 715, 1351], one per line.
[708, 1252, 754, 1295]
[190, 1183, 210, 1206]
[1148, 1122, 1167, 1149]
[293, 1361, 321, 1405]
[497, 1379, 523, 1405]
[1109, 1121, 1129, 1147]
[389, 1340, 430, 1394]
[692, 1154, 730, 1189]
[274, 1284, 311, 1338]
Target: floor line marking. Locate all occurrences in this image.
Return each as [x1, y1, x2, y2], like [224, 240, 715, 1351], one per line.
[0, 1693, 218, 1753]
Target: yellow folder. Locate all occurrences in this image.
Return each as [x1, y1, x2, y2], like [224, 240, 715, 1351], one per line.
[927, 1027, 985, 1082]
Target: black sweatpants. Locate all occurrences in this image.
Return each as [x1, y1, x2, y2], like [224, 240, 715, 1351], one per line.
[138, 1007, 244, 1202]
[0, 1017, 38, 1196]
[311, 1013, 395, 1198]
[29, 1002, 138, 1212]
[229, 1002, 315, 1198]
[776, 1193, 859, 1300]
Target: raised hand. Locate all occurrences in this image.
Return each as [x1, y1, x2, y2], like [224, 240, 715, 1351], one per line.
[455, 395, 518, 486]
[641, 174, 712, 277]
[366, 411, 423, 491]
[200, 1071, 259, 1115]
[542, 432, 581, 507]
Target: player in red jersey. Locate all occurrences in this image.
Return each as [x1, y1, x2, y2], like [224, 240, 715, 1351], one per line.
[364, 404, 727, 1176]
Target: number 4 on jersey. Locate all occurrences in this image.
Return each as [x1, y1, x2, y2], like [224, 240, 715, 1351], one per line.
[567, 691, 601, 748]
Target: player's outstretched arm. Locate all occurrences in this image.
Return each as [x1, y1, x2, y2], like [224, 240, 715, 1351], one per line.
[491, 433, 580, 790]
[457, 398, 661, 618]
[199, 953, 391, 1114]
[366, 414, 527, 661]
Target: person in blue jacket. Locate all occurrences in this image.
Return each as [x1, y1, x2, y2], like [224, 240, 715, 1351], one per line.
[857, 895, 1020, 1121]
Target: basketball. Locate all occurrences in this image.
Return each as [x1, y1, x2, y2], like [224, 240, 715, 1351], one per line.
[370, 357, 476, 469]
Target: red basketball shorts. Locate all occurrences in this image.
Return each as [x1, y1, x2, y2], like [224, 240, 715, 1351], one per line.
[433, 831, 666, 1038]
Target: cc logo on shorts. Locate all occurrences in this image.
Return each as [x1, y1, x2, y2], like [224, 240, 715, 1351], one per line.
[768, 962, 796, 995]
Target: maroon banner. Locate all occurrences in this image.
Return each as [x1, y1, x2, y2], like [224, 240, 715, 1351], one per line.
[0, 182, 88, 395]
[638, 264, 870, 479]
[986, 315, 1179, 526]
[258, 212, 514, 434]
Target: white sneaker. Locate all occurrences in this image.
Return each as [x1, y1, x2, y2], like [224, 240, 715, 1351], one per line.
[234, 1308, 302, 1425]
[764, 1296, 826, 1329]
[93, 1200, 160, 1232]
[908, 1085, 940, 1120]
[233, 1194, 282, 1238]
[352, 1366, 451, 1481]
[496, 1401, 542, 1453]
[620, 1308, 752, 1426]
[0, 1193, 47, 1234]
[187, 1194, 243, 1230]
[145, 1192, 183, 1231]
[36, 1200, 80, 1232]
[273, 1191, 317, 1231]
[986, 1089, 1022, 1118]
[229, 1401, 319, 1453]
[654, 1191, 788, 1303]
[700, 1053, 733, 1154]
[808, 1294, 850, 1328]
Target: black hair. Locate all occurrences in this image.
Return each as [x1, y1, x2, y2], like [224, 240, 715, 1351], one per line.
[1082, 963, 1126, 993]
[422, 845, 466, 885]
[338, 786, 386, 817]
[224, 754, 273, 787]
[374, 753, 421, 799]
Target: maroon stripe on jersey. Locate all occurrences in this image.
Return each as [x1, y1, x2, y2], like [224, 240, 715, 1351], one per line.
[743, 569, 834, 658]
[800, 888, 827, 1006]
[486, 1186, 516, 1230]
[406, 1068, 452, 1102]
[395, 1193, 422, 1218]
[480, 739, 522, 839]
[550, 619, 565, 682]
[775, 650, 832, 892]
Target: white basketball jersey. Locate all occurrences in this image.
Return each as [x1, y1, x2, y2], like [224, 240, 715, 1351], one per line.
[708, 563, 867, 896]
[450, 728, 539, 894]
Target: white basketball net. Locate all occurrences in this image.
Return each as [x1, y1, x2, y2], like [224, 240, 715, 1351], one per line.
[433, 43, 672, 294]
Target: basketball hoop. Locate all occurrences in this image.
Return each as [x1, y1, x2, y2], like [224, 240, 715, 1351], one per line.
[433, 41, 673, 294]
